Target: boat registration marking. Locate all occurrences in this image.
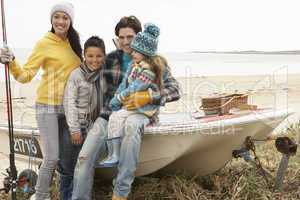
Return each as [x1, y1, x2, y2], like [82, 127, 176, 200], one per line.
[13, 134, 43, 159]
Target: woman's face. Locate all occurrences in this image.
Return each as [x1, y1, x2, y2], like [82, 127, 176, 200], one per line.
[51, 11, 71, 38]
[131, 50, 145, 64]
[84, 47, 105, 71]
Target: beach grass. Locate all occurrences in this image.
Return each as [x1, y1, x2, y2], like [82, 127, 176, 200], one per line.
[1, 123, 299, 200]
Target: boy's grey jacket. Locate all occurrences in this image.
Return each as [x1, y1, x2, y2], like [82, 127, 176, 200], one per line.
[63, 63, 108, 134]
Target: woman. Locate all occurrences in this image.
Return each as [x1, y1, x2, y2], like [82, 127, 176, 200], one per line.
[0, 2, 82, 199]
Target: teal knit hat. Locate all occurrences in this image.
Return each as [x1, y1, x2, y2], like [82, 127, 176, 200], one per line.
[130, 23, 160, 57]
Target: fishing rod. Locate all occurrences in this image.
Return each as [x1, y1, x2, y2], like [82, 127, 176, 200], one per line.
[0, 0, 18, 199]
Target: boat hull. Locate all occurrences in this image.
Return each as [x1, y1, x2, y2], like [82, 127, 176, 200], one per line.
[0, 109, 292, 179]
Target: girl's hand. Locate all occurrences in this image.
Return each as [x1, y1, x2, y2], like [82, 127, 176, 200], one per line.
[123, 90, 152, 110]
[71, 132, 83, 145]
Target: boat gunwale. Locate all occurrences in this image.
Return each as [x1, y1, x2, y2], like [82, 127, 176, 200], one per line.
[0, 109, 292, 136]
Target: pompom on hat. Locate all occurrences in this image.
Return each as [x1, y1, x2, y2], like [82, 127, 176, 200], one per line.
[50, 1, 74, 23]
[130, 23, 160, 57]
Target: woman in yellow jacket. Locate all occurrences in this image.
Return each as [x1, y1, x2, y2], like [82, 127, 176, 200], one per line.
[0, 2, 82, 199]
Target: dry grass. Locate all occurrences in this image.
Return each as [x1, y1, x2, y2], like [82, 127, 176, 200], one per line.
[93, 123, 300, 200]
[1, 123, 299, 200]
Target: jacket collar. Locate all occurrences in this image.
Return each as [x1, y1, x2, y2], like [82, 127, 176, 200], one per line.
[79, 62, 101, 83]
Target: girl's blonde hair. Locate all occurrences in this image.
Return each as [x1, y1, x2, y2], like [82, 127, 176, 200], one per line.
[144, 55, 166, 92]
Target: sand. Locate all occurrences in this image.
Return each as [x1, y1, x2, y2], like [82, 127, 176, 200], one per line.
[0, 74, 300, 188]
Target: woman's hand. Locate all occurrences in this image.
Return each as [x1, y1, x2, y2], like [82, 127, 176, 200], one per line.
[71, 132, 83, 145]
[0, 46, 14, 64]
[122, 90, 152, 110]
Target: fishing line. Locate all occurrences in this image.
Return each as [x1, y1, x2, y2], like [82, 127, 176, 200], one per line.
[1, 0, 18, 199]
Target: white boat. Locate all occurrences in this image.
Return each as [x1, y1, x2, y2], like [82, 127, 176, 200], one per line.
[0, 109, 292, 179]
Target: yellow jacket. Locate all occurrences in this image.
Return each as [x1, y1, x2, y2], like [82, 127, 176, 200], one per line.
[10, 32, 81, 105]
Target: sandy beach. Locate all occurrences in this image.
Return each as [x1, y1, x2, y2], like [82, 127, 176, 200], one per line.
[0, 74, 299, 189]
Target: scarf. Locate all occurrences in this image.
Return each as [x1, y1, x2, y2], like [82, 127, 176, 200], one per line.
[80, 62, 103, 121]
[79, 62, 101, 83]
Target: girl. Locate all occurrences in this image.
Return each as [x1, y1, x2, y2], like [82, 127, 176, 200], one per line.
[62, 36, 109, 200]
[100, 23, 164, 167]
[0, 2, 81, 199]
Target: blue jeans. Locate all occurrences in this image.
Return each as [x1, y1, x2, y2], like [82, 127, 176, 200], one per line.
[113, 113, 149, 198]
[57, 116, 82, 200]
[35, 103, 64, 200]
[72, 117, 108, 200]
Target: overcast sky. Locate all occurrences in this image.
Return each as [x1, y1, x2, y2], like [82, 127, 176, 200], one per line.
[1, 0, 300, 52]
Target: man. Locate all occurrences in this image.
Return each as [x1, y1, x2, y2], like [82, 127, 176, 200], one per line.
[105, 16, 180, 200]
[72, 16, 180, 200]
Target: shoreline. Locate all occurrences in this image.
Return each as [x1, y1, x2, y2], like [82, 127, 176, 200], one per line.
[1, 73, 300, 82]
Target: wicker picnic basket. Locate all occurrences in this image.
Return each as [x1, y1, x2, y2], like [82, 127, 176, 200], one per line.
[200, 93, 248, 115]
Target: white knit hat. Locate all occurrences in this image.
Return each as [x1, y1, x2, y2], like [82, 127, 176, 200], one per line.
[50, 1, 74, 23]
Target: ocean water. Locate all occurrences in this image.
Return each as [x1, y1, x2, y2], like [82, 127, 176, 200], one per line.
[164, 52, 300, 77]
[0, 49, 300, 81]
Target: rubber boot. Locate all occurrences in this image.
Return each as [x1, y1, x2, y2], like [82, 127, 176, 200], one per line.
[99, 139, 120, 167]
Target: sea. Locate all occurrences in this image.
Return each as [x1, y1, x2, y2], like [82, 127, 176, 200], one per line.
[0, 49, 300, 81]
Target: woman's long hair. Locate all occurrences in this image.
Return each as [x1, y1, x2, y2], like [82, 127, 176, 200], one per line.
[144, 55, 166, 92]
[51, 25, 83, 61]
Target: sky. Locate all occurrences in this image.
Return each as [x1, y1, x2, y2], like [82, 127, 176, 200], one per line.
[1, 0, 300, 52]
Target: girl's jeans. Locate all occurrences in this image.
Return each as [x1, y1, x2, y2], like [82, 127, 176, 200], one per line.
[113, 113, 149, 198]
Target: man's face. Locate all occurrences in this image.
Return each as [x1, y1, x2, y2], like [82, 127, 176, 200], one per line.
[118, 27, 136, 54]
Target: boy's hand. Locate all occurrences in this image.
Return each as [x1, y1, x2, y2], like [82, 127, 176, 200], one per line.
[123, 90, 152, 110]
[71, 132, 83, 145]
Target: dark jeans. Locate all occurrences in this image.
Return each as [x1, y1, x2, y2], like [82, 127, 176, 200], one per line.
[57, 117, 82, 200]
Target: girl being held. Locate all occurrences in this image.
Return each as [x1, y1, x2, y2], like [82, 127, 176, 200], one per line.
[100, 23, 164, 166]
